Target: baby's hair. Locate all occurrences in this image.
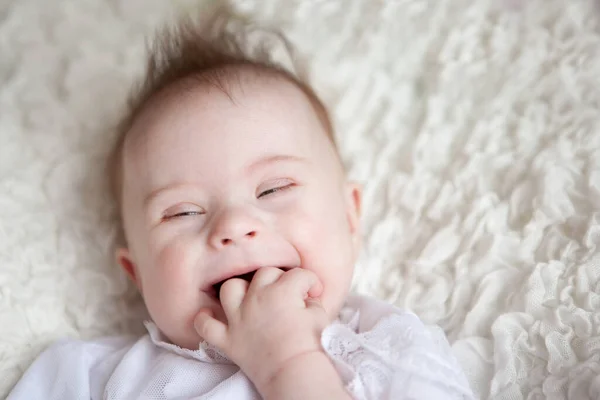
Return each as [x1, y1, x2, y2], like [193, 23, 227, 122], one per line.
[107, 3, 336, 246]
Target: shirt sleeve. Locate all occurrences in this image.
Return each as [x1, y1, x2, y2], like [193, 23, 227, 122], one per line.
[322, 298, 476, 400]
[6, 337, 131, 400]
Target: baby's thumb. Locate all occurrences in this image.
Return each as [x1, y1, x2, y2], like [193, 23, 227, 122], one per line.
[307, 276, 324, 299]
[194, 309, 228, 349]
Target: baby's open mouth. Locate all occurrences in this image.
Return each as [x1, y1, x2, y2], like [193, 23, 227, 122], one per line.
[212, 267, 291, 300]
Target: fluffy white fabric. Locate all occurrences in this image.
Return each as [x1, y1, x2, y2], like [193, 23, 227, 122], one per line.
[1, 0, 599, 399]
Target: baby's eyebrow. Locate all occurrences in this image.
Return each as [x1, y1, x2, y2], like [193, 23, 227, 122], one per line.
[245, 154, 308, 175]
[143, 184, 200, 211]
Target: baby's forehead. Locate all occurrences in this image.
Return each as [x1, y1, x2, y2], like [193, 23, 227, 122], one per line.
[126, 77, 333, 167]
[125, 69, 330, 151]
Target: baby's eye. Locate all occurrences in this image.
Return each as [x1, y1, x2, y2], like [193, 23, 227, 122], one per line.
[162, 204, 205, 221]
[257, 181, 295, 198]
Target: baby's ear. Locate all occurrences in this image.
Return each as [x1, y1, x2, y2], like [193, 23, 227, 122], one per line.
[345, 181, 362, 253]
[116, 248, 142, 293]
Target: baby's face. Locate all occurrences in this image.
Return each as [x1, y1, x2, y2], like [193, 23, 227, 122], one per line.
[117, 76, 361, 350]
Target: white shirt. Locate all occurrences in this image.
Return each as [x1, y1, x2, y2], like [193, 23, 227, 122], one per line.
[7, 295, 475, 400]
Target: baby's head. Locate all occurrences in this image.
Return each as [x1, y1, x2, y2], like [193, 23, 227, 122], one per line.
[109, 7, 362, 350]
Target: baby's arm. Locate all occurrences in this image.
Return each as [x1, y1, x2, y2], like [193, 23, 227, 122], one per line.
[194, 267, 352, 400]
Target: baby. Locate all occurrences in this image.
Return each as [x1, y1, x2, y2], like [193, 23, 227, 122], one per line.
[8, 5, 475, 400]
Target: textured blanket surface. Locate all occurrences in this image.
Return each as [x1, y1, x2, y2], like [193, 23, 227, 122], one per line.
[1, 0, 600, 399]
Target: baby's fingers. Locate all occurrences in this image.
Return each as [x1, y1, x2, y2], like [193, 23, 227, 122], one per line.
[220, 278, 249, 314]
[279, 268, 323, 302]
[194, 309, 228, 350]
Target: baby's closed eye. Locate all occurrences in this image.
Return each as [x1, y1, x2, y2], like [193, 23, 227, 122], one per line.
[160, 179, 297, 221]
[162, 203, 205, 221]
[256, 179, 296, 199]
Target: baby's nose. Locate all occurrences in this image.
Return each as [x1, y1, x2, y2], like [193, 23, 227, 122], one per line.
[208, 207, 261, 249]
[218, 230, 257, 247]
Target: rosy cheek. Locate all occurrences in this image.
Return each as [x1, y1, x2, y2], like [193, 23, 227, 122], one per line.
[157, 238, 186, 268]
[143, 240, 199, 318]
[148, 239, 194, 286]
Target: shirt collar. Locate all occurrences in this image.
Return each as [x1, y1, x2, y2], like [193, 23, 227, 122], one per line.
[144, 320, 233, 364]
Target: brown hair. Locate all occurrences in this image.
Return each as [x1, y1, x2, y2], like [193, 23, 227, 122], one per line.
[107, 3, 336, 245]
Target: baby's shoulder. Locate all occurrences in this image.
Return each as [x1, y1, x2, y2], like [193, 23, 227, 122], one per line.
[7, 334, 141, 399]
[327, 294, 476, 399]
[340, 293, 421, 330]
[38, 333, 139, 366]
[48, 333, 137, 350]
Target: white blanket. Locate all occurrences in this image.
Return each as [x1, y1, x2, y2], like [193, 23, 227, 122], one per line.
[1, 0, 599, 399]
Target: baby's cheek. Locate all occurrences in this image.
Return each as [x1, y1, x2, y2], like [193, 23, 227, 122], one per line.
[144, 240, 198, 307]
[155, 240, 200, 289]
[305, 207, 355, 312]
[157, 240, 188, 272]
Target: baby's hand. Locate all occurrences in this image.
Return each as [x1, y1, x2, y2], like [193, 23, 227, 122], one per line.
[194, 267, 328, 393]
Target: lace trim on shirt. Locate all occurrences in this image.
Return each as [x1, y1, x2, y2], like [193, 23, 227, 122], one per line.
[321, 309, 474, 399]
[144, 321, 232, 364]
